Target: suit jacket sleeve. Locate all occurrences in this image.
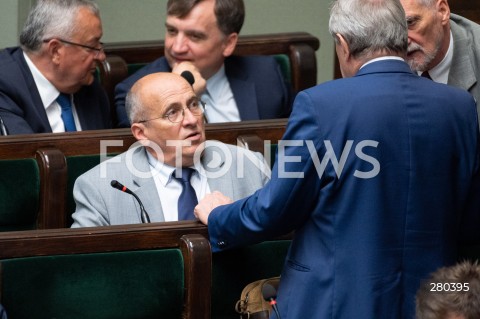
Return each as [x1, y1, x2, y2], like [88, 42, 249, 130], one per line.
[207, 91, 321, 251]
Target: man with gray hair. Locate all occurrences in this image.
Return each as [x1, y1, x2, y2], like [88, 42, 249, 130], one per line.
[194, 0, 480, 318]
[0, 0, 111, 135]
[400, 0, 480, 124]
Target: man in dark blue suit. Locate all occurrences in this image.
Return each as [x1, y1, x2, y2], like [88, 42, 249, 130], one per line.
[195, 0, 480, 318]
[0, 0, 111, 135]
[114, 0, 292, 127]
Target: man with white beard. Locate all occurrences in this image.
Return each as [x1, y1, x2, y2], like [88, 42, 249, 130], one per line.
[400, 0, 480, 125]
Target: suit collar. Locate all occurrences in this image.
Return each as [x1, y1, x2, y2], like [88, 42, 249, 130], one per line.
[355, 59, 413, 77]
[126, 146, 164, 220]
[201, 140, 237, 198]
[225, 57, 260, 120]
[11, 48, 52, 132]
[448, 19, 477, 91]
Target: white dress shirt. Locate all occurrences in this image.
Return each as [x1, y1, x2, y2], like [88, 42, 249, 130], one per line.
[201, 64, 240, 123]
[416, 30, 454, 84]
[23, 52, 82, 132]
[147, 151, 210, 221]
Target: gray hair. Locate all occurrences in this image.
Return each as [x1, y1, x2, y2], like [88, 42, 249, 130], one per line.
[329, 0, 408, 59]
[417, 0, 437, 8]
[20, 0, 100, 53]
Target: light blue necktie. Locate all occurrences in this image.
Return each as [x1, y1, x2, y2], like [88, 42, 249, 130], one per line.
[173, 168, 198, 220]
[57, 93, 77, 132]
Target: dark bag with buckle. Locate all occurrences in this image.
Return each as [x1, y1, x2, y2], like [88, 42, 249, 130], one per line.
[235, 277, 280, 319]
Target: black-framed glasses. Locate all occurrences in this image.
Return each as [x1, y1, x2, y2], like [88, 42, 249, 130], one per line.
[138, 99, 206, 124]
[43, 38, 104, 58]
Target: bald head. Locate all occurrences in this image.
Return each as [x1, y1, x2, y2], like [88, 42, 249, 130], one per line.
[126, 72, 194, 124]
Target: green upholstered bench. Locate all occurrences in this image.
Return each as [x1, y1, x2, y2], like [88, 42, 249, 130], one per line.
[211, 239, 291, 319]
[1, 250, 184, 319]
[0, 158, 40, 231]
[0, 224, 211, 319]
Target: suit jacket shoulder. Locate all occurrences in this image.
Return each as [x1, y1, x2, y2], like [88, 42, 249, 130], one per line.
[225, 55, 293, 120]
[449, 14, 480, 125]
[0, 47, 111, 134]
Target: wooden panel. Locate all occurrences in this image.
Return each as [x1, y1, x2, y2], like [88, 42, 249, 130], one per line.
[0, 223, 210, 319]
[0, 119, 287, 159]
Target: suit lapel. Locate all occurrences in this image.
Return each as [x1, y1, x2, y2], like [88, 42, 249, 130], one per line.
[449, 21, 477, 91]
[129, 147, 165, 221]
[202, 141, 237, 199]
[225, 59, 260, 120]
[14, 49, 52, 132]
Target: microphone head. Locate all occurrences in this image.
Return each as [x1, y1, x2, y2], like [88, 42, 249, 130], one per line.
[262, 283, 277, 301]
[110, 180, 131, 194]
[110, 180, 120, 189]
[180, 70, 195, 86]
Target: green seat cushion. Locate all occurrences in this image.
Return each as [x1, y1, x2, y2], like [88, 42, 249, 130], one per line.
[1, 249, 184, 319]
[66, 154, 118, 226]
[211, 240, 291, 319]
[273, 54, 291, 85]
[0, 158, 40, 231]
[128, 63, 148, 76]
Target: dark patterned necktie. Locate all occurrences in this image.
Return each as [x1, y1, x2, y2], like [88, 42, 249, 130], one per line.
[421, 71, 432, 80]
[173, 168, 198, 220]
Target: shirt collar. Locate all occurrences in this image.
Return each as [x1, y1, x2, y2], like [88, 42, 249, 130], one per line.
[416, 30, 453, 84]
[205, 64, 227, 101]
[146, 150, 204, 186]
[360, 56, 405, 69]
[23, 51, 60, 109]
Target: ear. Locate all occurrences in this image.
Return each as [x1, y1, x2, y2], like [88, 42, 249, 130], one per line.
[437, 0, 450, 26]
[44, 39, 63, 65]
[336, 33, 351, 60]
[131, 123, 149, 146]
[222, 33, 238, 57]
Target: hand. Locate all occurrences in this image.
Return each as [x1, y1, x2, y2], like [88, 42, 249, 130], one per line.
[172, 61, 207, 95]
[194, 191, 233, 225]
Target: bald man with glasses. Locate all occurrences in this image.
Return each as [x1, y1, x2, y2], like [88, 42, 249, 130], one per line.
[71, 72, 269, 227]
[0, 0, 111, 135]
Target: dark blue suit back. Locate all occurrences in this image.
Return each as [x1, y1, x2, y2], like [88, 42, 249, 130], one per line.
[207, 60, 480, 318]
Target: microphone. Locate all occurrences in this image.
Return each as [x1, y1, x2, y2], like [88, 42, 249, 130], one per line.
[0, 116, 8, 136]
[110, 180, 151, 223]
[180, 70, 195, 86]
[262, 283, 282, 319]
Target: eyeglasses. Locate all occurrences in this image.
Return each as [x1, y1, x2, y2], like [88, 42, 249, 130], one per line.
[138, 99, 206, 124]
[43, 38, 104, 58]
